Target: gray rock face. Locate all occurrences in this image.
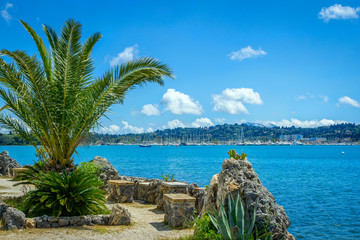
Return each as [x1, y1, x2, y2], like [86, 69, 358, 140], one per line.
[90, 156, 119, 183]
[108, 204, 131, 225]
[201, 158, 294, 240]
[0, 151, 22, 177]
[0, 205, 26, 230]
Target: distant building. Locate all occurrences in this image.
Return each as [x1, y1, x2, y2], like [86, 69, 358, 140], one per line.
[280, 134, 303, 141]
[309, 137, 327, 142]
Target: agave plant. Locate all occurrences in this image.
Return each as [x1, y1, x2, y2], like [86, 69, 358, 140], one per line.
[0, 19, 173, 171]
[23, 167, 107, 217]
[209, 193, 272, 240]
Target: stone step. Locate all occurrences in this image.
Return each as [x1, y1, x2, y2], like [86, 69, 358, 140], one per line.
[107, 180, 135, 186]
[164, 193, 196, 203]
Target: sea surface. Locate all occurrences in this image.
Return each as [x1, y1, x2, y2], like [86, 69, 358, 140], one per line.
[1, 145, 359, 240]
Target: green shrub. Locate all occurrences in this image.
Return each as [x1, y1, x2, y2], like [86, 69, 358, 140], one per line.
[22, 168, 107, 217]
[161, 173, 175, 182]
[227, 150, 247, 160]
[179, 212, 223, 240]
[77, 162, 103, 176]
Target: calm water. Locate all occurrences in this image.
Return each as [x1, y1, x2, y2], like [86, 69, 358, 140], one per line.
[1, 145, 359, 239]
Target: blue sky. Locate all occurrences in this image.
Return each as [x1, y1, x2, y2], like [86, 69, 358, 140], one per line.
[1, 0, 360, 133]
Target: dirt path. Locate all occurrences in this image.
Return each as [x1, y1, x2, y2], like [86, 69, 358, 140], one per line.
[0, 179, 194, 240]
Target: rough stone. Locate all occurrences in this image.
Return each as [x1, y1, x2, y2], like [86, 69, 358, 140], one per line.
[201, 158, 294, 240]
[0, 205, 26, 230]
[188, 183, 206, 214]
[164, 193, 196, 228]
[90, 156, 120, 184]
[25, 218, 36, 228]
[156, 182, 188, 210]
[107, 180, 135, 203]
[0, 151, 22, 177]
[58, 217, 69, 226]
[108, 203, 131, 225]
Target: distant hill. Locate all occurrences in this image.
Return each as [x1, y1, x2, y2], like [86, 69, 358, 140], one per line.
[1, 123, 359, 146]
[86, 123, 360, 145]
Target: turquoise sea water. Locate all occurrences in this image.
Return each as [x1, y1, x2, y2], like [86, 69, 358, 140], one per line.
[1, 145, 359, 239]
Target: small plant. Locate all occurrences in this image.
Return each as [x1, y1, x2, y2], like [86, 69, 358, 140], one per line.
[208, 192, 272, 240]
[205, 185, 209, 191]
[22, 167, 107, 217]
[227, 149, 247, 160]
[161, 173, 175, 182]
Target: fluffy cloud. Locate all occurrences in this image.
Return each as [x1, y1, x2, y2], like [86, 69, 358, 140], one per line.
[261, 118, 347, 128]
[212, 88, 263, 114]
[100, 124, 121, 134]
[146, 127, 154, 133]
[166, 119, 185, 129]
[229, 46, 267, 61]
[338, 96, 360, 108]
[121, 121, 144, 134]
[140, 104, 160, 116]
[214, 117, 226, 124]
[191, 118, 214, 128]
[109, 44, 139, 67]
[161, 89, 203, 115]
[1, 2, 13, 23]
[100, 121, 144, 134]
[319, 4, 360, 22]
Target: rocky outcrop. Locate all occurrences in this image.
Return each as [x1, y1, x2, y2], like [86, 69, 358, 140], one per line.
[201, 158, 294, 240]
[0, 151, 22, 177]
[90, 156, 120, 183]
[108, 204, 131, 225]
[0, 204, 26, 230]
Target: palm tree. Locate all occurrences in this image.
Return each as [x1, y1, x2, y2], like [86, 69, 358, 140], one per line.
[0, 19, 173, 171]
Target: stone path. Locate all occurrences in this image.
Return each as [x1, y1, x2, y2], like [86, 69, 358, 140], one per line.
[0, 179, 194, 240]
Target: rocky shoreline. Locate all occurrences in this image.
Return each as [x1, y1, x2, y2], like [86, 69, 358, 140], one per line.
[0, 151, 295, 239]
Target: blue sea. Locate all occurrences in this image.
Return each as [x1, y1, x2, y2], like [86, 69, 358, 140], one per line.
[1, 145, 359, 240]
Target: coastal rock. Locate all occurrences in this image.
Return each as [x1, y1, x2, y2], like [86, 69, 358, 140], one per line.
[201, 158, 294, 240]
[90, 156, 120, 183]
[188, 183, 206, 214]
[108, 203, 131, 225]
[0, 205, 26, 230]
[25, 218, 36, 228]
[0, 151, 22, 177]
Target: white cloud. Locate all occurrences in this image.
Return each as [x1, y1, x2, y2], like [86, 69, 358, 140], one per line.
[212, 88, 263, 114]
[146, 127, 154, 133]
[100, 121, 144, 134]
[319, 95, 329, 103]
[229, 46, 267, 61]
[140, 104, 160, 116]
[1, 2, 13, 23]
[296, 93, 329, 103]
[338, 96, 360, 108]
[161, 89, 203, 115]
[166, 119, 185, 129]
[214, 117, 226, 124]
[191, 118, 214, 128]
[109, 44, 139, 67]
[100, 124, 121, 134]
[121, 121, 144, 134]
[261, 118, 347, 128]
[319, 4, 360, 22]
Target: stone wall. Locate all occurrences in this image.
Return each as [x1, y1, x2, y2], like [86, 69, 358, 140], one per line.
[0, 203, 131, 230]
